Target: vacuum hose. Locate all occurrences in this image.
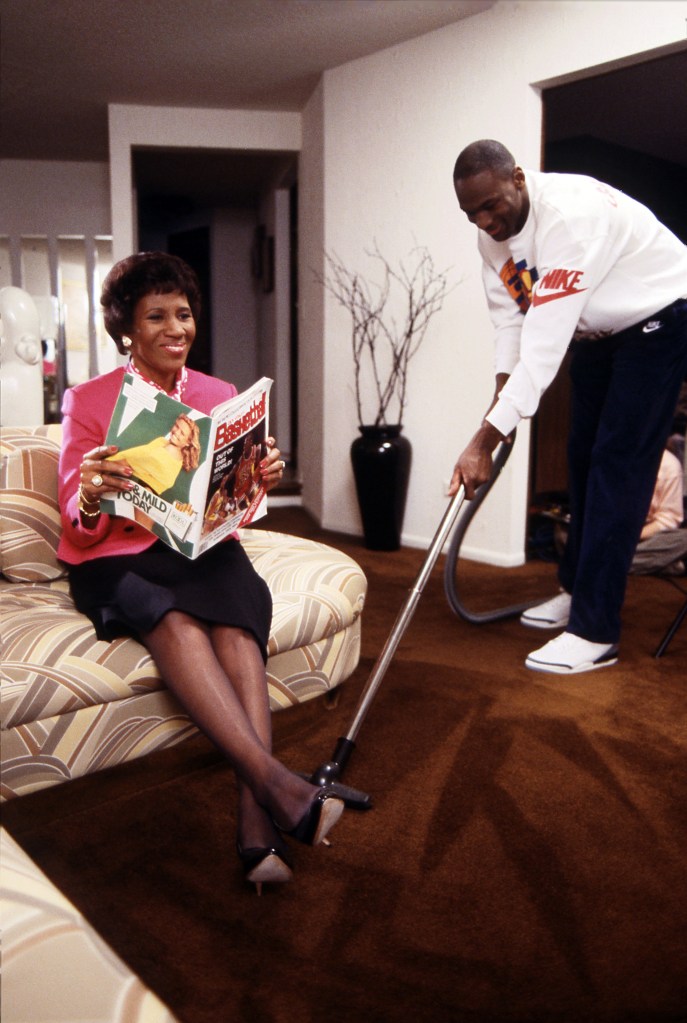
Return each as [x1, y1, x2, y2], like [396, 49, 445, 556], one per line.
[443, 437, 542, 623]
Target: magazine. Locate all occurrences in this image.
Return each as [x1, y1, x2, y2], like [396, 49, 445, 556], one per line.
[100, 373, 273, 559]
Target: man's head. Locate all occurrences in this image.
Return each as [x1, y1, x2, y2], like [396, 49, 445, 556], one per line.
[453, 140, 529, 242]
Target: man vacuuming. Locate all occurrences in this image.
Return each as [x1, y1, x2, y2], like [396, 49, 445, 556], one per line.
[449, 139, 687, 674]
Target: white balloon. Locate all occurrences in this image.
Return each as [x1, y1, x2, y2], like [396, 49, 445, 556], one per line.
[0, 286, 45, 425]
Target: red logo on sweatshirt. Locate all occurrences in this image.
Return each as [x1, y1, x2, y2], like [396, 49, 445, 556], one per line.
[532, 268, 587, 306]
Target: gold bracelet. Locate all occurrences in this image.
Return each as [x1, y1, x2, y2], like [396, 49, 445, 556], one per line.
[78, 483, 101, 518]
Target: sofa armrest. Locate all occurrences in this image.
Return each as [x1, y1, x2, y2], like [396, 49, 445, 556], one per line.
[1, 827, 181, 1022]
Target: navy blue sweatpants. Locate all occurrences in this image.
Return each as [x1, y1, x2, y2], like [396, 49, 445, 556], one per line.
[559, 298, 687, 644]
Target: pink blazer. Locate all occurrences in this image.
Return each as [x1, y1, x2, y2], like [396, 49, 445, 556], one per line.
[58, 367, 237, 565]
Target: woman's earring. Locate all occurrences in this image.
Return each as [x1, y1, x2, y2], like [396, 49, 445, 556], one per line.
[122, 337, 132, 349]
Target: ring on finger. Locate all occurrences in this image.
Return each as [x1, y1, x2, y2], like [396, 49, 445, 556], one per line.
[92, 473, 104, 488]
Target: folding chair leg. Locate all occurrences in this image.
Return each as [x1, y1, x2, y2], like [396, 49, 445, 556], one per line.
[654, 596, 687, 658]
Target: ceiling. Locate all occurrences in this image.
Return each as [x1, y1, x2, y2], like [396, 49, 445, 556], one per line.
[2, 0, 685, 210]
[0, 0, 494, 162]
[1, 0, 496, 209]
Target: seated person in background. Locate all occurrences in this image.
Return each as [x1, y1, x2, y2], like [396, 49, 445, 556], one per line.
[533, 446, 686, 596]
[638, 447, 684, 540]
[631, 446, 686, 575]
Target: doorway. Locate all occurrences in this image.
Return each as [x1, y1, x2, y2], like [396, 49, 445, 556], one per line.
[532, 49, 687, 504]
[133, 146, 299, 462]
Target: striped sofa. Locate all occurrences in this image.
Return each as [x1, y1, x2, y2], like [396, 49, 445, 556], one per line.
[1, 826, 181, 1022]
[1, 426, 367, 801]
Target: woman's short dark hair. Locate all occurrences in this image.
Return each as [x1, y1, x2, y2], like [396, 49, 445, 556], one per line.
[101, 251, 202, 354]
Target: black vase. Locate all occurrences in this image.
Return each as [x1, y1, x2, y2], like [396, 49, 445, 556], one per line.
[350, 425, 412, 551]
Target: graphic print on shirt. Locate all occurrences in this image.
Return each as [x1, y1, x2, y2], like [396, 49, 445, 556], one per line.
[531, 267, 587, 306]
[499, 258, 538, 314]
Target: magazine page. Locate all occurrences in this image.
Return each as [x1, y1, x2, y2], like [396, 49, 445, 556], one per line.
[196, 376, 273, 557]
[100, 373, 214, 558]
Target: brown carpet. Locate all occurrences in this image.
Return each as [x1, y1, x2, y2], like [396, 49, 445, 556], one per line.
[3, 508, 687, 1023]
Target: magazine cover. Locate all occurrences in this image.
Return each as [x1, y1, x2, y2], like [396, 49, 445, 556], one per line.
[100, 373, 273, 558]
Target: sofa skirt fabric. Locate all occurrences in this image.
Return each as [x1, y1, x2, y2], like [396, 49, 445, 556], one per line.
[1, 691, 198, 801]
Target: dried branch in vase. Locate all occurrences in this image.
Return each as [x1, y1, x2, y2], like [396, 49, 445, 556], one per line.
[317, 245, 453, 428]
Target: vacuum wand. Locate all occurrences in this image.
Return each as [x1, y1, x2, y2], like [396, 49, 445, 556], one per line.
[309, 485, 467, 808]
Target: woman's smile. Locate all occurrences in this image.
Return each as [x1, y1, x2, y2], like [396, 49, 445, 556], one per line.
[127, 290, 196, 391]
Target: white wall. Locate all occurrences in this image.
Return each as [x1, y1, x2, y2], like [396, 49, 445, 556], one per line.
[0, 158, 111, 296]
[0, 160, 111, 239]
[257, 188, 293, 462]
[273, 189, 293, 463]
[0, 159, 113, 383]
[299, 0, 687, 564]
[299, 82, 326, 516]
[211, 208, 260, 391]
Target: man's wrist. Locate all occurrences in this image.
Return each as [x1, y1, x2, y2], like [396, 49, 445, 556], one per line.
[477, 418, 505, 450]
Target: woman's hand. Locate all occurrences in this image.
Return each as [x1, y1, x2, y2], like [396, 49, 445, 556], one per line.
[260, 437, 286, 493]
[79, 444, 133, 504]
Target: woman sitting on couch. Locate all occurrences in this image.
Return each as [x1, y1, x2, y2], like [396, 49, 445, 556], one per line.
[57, 251, 345, 894]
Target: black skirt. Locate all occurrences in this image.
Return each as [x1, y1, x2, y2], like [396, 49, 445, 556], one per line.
[68, 538, 273, 661]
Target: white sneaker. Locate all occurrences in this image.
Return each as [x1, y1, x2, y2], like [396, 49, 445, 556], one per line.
[520, 591, 571, 629]
[525, 632, 618, 675]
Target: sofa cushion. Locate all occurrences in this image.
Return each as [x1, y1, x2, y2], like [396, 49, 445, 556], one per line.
[240, 527, 366, 653]
[1, 582, 163, 729]
[1, 531, 365, 728]
[0, 427, 65, 582]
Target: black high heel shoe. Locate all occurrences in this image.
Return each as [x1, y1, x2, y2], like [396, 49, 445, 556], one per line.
[236, 840, 293, 896]
[278, 788, 345, 847]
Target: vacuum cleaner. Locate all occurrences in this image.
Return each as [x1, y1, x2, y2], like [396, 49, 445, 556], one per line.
[305, 437, 544, 810]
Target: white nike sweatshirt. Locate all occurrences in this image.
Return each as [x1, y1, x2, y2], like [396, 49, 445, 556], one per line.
[480, 170, 687, 437]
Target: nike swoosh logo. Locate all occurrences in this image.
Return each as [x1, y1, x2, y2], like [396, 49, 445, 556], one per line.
[642, 321, 662, 333]
[532, 287, 587, 306]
